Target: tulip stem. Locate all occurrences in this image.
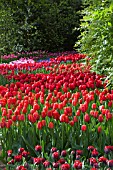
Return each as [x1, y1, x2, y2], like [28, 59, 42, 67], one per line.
[39, 130, 41, 146]
[62, 123, 64, 149]
[51, 129, 54, 146]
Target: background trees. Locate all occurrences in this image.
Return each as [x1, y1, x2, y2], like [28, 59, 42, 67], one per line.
[0, 0, 82, 54]
[76, 0, 113, 87]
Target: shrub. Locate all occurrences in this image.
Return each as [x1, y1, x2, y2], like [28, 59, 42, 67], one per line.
[75, 0, 113, 88]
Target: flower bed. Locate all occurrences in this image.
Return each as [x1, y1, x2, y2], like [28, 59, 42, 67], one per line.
[0, 53, 112, 170]
[6, 145, 113, 169]
[0, 50, 77, 64]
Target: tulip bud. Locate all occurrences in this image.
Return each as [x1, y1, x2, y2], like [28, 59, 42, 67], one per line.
[84, 113, 90, 122]
[35, 145, 42, 152]
[81, 125, 87, 131]
[61, 150, 67, 157]
[48, 122, 54, 129]
[52, 151, 59, 160]
[98, 126, 102, 133]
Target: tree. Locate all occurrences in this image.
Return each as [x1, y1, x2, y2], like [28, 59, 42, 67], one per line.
[75, 0, 113, 87]
[0, 0, 82, 53]
[0, 3, 18, 56]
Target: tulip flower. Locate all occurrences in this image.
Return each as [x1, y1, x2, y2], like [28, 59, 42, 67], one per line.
[14, 155, 22, 162]
[81, 125, 87, 131]
[48, 122, 54, 129]
[60, 163, 70, 170]
[73, 160, 82, 169]
[61, 150, 67, 157]
[7, 150, 13, 157]
[33, 157, 41, 165]
[107, 160, 113, 168]
[52, 151, 59, 160]
[35, 145, 42, 152]
[53, 162, 59, 168]
[43, 160, 50, 167]
[91, 149, 98, 157]
[84, 113, 90, 122]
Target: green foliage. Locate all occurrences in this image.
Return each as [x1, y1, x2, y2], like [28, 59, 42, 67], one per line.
[76, 0, 113, 88]
[0, 7, 18, 55]
[0, 0, 82, 54]
[0, 74, 10, 86]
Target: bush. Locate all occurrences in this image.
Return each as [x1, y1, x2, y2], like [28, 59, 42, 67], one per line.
[75, 0, 113, 88]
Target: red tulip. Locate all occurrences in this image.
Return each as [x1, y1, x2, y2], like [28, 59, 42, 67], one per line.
[14, 154, 22, 162]
[89, 157, 97, 166]
[98, 114, 104, 122]
[58, 158, 66, 164]
[92, 103, 97, 109]
[6, 120, 12, 128]
[108, 101, 112, 107]
[98, 126, 102, 133]
[73, 160, 82, 169]
[42, 120, 46, 126]
[43, 160, 50, 167]
[60, 163, 70, 170]
[33, 111, 40, 120]
[73, 116, 78, 122]
[106, 112, 112, 121]
[81, 125, 87, 131]
[53, 103, 59, 109]
[107, 160, 113, 168]
[91, 149, 98, 157]
[35, 145, 42, 152]
[104, 146, 112, 154]
[18, 148, 24, 153]
[33, 157, 41, 165]
[18, 114, 25, 121]
[22, 151, 30, 157]
[98, 156, 107, 163]
[37, 121, 43, 130]
[53, 110, 60, 120]
[84, 113, 90, 122]
[58, 103, 64, 110]
[51, 147, 57, 153]
[16, 165, 27, 170]
[28, 114, 36, 123]
[33, 103, 40, 111]
[7, 150, 13, 157]
[69, 120, 75, 126]
[53, 162, 59, 168]
[48, 122, 54, 129]
[60, 114, 69, 123]
[76, 110, 81, 116]
[90, 168, 98, 170]
[52, 151, 59, 160]
[41, 111, 47, 118]
[61, 150, 67, 157]
[76, 150, 83, 156]
[87, 146, 95, 151]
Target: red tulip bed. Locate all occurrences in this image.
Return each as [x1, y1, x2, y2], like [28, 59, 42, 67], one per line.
[0, 53, 113, 170]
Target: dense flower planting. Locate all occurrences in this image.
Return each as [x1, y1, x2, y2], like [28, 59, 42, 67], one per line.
[9, 58, 35, 65]
[1, 50, 76, 64]
[1, 54, 18, 61]
[0, 53, 112, 169]
[6, 145, 113, 169]
[16, 50, 77, 61]
[1, 54, 18, 64]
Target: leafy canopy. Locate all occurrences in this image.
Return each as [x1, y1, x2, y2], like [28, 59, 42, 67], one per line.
[0, 0, 82, 54]
[76, 0, 113, 88]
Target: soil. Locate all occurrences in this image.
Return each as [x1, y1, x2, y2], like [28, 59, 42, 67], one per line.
[0, 146, 5, 170]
